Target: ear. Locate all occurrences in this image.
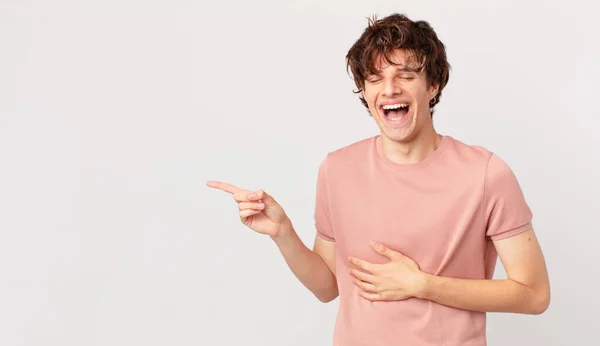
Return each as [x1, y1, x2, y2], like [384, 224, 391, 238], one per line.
[429, 82, 440, 98]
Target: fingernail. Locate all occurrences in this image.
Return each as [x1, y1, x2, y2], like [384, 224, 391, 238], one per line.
[256, 203, 264, 209]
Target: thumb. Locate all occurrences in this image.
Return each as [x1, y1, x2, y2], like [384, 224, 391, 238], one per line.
[372, 242, 402, 260]
[250, 189, 278, 206]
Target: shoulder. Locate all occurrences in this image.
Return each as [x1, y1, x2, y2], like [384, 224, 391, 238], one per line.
[444, 135, 494, 165]
[441, 136, 520, 186]
[322, 135, 377, 165]
[446, 136, 518, 184]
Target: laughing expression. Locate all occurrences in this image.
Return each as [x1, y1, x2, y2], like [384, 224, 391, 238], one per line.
[362, 49, 439, 143]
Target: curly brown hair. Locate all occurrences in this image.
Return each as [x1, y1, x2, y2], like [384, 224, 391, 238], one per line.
[345, 13, 451, 117]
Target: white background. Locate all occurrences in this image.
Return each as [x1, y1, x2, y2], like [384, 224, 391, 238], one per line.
[1, 0, 598, 345]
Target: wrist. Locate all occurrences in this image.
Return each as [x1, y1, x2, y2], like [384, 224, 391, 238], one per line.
[270, 217, 293, 243]
[414, 272, 433, 300]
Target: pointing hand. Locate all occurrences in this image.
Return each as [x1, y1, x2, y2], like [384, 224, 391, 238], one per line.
[207, 181, 289, 237]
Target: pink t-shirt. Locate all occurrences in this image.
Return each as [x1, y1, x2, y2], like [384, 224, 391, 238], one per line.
[314, 134, 533, 346]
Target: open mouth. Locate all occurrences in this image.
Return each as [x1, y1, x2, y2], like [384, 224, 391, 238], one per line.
[381, 103, 410, 120]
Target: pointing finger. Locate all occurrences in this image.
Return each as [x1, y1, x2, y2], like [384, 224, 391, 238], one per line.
[206, 181, 246, 195]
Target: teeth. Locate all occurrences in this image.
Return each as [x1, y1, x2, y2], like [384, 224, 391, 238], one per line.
[382, 103, 409, 110]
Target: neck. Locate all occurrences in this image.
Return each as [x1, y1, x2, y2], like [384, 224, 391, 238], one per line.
[380, 128, 442, 165]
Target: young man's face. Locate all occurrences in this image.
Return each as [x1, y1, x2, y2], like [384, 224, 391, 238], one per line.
[362, 49, 439, 143]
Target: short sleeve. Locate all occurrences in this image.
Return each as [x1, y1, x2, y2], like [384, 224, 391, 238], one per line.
[484, 153, 533, 241]
[314, 157, 335, 241]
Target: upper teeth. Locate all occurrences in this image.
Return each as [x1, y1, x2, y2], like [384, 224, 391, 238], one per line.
[382, 103, 408, 110]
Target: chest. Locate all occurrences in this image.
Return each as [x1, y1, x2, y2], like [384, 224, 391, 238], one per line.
[329, 171, 484, 265]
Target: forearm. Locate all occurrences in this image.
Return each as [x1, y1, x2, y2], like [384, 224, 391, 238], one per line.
[419, 274, 549, 315]
[271, 219, 338, 302]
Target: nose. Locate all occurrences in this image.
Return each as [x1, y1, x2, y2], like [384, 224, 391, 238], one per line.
[382, 78, 402, 97]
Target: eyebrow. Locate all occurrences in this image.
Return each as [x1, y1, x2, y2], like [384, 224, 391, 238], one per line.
[368, 66, 420, 77]
[395, 66, 419, 73]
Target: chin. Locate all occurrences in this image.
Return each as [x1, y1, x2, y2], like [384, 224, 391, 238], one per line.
[378, 110, 419, 142]
[382, 129, 418, 143]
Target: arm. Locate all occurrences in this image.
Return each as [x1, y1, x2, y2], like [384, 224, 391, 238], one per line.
[349, 228, 550, 314]
[206, 180, 338, 303]
[272, 219, 338, 303]
[420, 153, 549, 314]
[419, 228, 550, 314]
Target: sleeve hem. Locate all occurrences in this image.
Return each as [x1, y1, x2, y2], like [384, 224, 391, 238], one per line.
[316, 231, 335, 242]
[481, 152, 493, 234]
[489, 222, 532, 241]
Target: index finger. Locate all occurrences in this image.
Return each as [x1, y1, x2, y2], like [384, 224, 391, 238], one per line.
[206, 181, 246, 194]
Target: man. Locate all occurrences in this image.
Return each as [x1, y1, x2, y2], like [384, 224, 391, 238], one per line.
[207, 13, 550, 346]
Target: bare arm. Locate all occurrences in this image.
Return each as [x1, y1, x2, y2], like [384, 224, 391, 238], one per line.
[207, 181, 338, 303]
[349, 228, 550, 314]
[272, 219, 338, 302]
[420, 228, 550, 314]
